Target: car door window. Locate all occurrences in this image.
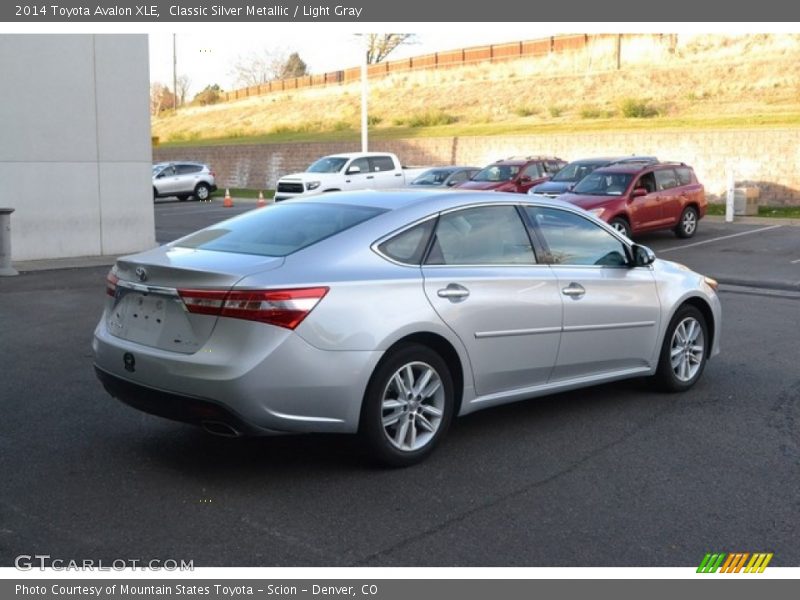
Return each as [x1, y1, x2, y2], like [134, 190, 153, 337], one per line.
[447, 171, 468, 185]
[426, 206, 535, 265]
[526, 207, 629, 267]
[522, 163, 543, 179]
[654, 169, 679, 191]
[369, 156, 396, 172]
[635, 172, 657, 194]
[348, 158, 370, 174]
[176, 164, 201, 175]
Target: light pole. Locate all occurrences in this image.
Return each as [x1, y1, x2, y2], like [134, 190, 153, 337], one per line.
[354, 34, 369, 152]
[172, 33, 177, 109]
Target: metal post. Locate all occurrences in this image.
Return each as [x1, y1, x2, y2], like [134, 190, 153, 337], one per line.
[0, 208, 19, 276]
[361, 48, 368, 153]
[172, 33, 177, 108]
[725, 168, 735, 223]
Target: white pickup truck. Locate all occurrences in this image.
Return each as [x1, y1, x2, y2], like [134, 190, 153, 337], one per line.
[274, 152, 429, 201]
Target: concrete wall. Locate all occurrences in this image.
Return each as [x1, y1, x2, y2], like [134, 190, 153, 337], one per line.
[154, 128, 800, 204]
[0, 34, 155, 262]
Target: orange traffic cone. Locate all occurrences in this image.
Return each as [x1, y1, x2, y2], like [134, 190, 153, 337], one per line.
[223, 189, 234, 208]
[256, 191, 267, 208]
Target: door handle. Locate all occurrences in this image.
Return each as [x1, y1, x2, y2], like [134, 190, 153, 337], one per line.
[394, 173, 402, 177]
[437, 284, 470, 301]
[366, 175, 374, 179]
[561, 282, 585, 298]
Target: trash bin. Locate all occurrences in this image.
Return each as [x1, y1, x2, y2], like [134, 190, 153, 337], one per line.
[733, 187, 759, 216]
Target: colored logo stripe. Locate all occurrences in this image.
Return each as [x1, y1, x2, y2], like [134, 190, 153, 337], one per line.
[698, 553, 773, 573]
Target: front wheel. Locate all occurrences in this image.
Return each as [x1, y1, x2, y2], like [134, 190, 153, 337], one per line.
[675, 206, 698, 238]
[653, 305, 709, 392]
[360, 344, 455, 467]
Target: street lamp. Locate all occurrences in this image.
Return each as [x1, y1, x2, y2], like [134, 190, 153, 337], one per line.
[354, 34, 369, 152]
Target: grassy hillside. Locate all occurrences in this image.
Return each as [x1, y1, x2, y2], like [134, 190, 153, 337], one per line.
[153, 34, 800, 146]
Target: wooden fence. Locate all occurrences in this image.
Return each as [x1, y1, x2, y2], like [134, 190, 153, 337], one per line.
[219, 34, 654, 102]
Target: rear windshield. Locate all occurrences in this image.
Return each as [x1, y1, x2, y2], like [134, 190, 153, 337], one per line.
[174, 203, 386, 257]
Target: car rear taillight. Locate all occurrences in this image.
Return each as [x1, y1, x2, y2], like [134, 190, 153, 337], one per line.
[178, 287, 329, 330]
[106, 272, 119, 297]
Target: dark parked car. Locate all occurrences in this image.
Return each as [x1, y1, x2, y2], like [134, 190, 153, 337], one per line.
[561, 161, 706, 238]
[529, 156, 658, 198]
[409, 166, 481, 188]
[455, 156, 566, 194]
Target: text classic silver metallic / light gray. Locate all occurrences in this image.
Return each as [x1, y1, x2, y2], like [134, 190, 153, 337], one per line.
[93, 190, 721, 466]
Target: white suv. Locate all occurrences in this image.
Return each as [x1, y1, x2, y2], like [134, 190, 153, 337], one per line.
[152, 162, 217, 202]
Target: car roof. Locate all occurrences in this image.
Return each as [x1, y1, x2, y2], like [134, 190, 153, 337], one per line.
[593, 161, 688, 175]
[322, 152, 396, 159]
[491, 156, 561, 166]
[287, 189, 578, 215]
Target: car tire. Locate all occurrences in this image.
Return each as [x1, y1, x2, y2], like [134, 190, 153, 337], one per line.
[360, 343, 455, 467]
[653, 304, 709, 393]
[675, 206, 698, 238]
[153, 187, 158, 201]
[194, 183, 211, 202]
[609, 217, 632, 239]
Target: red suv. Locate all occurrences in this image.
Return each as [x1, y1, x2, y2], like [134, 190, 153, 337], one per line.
[455, 156, 566, 194]
[561, 161, 706, 238]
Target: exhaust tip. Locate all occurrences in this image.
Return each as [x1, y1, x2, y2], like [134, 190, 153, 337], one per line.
[201, 420, 241, 438]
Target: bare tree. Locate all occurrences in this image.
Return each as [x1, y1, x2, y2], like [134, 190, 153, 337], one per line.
[365, 34, 417, 64]
[150, 82, 175, 115]
[176, 74, 191, 107]
[230, 49, 279, 87]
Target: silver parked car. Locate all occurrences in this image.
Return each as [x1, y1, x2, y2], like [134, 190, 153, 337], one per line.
[152, 162, 217, 202]
[93, 191, 721, 466]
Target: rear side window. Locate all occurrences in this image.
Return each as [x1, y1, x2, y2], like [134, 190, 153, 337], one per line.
[675, 167, 694, 186]
[176, 164, 203, 175]
[175, 203, 386, 257]
[370, 156, 396, 172]
[426, 206, 535, 265]
[377, 220, 435, 265]
[655, 169, 679, 191]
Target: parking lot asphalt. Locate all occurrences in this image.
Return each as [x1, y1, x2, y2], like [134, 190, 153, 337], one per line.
[1, 201, 798, 567]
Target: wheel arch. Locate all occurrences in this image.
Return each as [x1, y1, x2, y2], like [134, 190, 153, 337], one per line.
[670, 295, 716, 353]
[372, 331, 466, 418]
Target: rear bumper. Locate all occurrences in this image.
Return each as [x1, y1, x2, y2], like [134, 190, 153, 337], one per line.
[95, 366, 269, 435]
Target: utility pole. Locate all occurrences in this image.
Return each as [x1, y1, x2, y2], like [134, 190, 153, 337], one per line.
[172, 33, 177, 109]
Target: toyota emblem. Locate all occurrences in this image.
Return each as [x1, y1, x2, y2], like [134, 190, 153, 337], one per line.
[135, 266, 148, 282]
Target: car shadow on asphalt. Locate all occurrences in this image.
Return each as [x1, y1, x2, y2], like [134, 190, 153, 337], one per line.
[125, 377, 661, 476]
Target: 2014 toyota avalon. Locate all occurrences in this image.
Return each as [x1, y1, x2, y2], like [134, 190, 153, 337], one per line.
[93, 190, 721, 466]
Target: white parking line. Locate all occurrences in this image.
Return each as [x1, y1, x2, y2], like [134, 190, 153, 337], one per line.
[658, 225, 783, 253]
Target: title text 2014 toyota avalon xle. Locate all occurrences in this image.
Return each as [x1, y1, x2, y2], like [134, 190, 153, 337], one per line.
[93, 191, 721, 466]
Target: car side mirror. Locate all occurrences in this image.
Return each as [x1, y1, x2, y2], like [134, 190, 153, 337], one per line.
[446, 180, 457, 187]
[631, 244, 656, 267]
[632, 187, 648, 198]
[346, 165, 361, 174]
[519, 175, 532, 183]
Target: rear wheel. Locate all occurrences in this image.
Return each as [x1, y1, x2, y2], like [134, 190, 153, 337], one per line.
[194, 183, 211, 201]
[675, 206, 698, 238]
[653, 305, 709, 392]
[360, 344, 454, 467]
[609, 217, 632, 239]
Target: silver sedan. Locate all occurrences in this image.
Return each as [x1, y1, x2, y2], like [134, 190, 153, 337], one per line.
[93, 191, 721, 466]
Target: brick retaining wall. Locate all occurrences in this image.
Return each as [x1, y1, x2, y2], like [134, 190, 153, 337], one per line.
[154, 128, 800, 204]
